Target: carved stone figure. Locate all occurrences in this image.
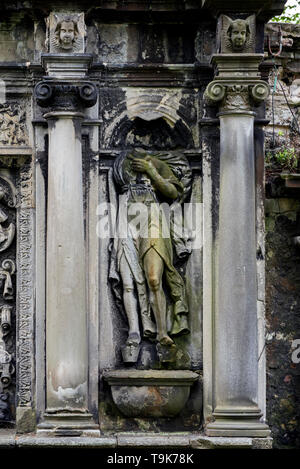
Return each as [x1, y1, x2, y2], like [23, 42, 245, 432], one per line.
[109, 149, 192, 363]
[219, 14, 255, 53]
[0, 209, 14, 253]
[0, 260, 15, 300]
[0, 104, 28, 146]
[46, 12, 86, 53]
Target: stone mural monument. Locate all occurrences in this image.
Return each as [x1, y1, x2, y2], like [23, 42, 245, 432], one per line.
[0, 0, 290, 449]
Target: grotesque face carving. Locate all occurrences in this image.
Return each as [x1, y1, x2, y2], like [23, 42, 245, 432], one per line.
[55, 18, 78, 50]
[228, 19, 250, 51]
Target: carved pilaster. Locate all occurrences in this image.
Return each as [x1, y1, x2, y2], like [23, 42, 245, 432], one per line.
[16, 161, 36, 434]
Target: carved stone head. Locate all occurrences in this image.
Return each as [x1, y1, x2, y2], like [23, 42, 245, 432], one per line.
[228, 19, 249, 51]
[55, 18, 78, 50]
[219, 14, 255, 53]
[46, 12, 86, 53]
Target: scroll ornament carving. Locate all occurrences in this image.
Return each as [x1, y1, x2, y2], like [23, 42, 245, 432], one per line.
[220, 14, 256, 53]
[0, 182, 15, 252]
[46, 12, 86, 53]
[34, 81, 97, 111]
[223, 86, 250, 111]
[0, 178, 16, 422]
[0, 303, 14, 422]
[204, 81, 270, 111]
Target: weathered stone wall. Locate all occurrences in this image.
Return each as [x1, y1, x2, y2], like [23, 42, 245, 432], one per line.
[264, 23, 300, 448]
[265, 200, 300, 448]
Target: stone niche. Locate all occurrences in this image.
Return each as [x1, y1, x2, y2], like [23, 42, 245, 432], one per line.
[97, 85, 204, 431]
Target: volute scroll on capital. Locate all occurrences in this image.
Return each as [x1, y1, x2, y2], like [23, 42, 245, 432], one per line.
[34, 81, 98, 112]
[204, 80, 270, 111]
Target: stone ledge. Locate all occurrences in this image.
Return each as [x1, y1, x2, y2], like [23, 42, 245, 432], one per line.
[0, 429, 15, 447]
[0, 431, 272, 449]
[190, 435, 273, 449]
[116, 433, 191, 447]
[103, 369, 199, 386]
[16, 436, 116, 448]
[0, 146, 32, 156]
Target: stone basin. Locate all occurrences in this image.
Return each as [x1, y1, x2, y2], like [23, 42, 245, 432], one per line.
[103, 369, 199, 418]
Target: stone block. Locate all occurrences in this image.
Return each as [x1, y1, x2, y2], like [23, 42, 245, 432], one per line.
[16, 407, 36, 434]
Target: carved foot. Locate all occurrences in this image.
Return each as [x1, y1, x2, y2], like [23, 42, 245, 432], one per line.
[122, 342, 141, 363]
[126, 332, 141, 346]
[143, 321, 156, 339]
[158, 334, 174, 346]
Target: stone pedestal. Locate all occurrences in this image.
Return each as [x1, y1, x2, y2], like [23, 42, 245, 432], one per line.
[41, 54, 93, 79]
[104, 370, 199, 418]
[204, 55, 270, 437]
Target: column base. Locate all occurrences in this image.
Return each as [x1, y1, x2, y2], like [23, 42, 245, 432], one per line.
[206, 419, 271, 437]
[206, 406, 271, 437]
[37, 412, 100, 437]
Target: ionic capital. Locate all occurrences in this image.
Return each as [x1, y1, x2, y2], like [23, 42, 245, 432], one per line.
[204, 80, 270, 113]
[34, 81, 97, 113]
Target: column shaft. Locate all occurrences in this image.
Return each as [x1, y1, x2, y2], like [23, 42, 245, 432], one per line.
[45, 112, 87, 411]
[216, 113, 257, 409]
[206, 112, 270, 436]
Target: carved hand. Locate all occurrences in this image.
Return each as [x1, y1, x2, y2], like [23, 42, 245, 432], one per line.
[131, 156, 155, 175]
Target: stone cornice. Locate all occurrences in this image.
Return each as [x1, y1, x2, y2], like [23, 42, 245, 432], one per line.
[90, 62, 209, 87]
[103, 369, 200, 386]
[201, 0, 287, 21]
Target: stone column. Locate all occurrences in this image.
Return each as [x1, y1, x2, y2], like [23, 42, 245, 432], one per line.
[45, 110, 86, 411]
[204, 55, 270, 436]
[34, 82, 98, 434]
